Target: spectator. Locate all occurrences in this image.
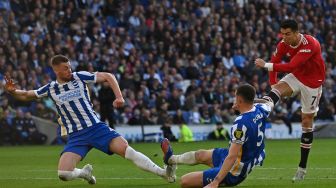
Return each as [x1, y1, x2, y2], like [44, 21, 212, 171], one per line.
[128, 108, 142, 125]
[207, 122, 230, 141]
[160, 122, 177, 142]
[12, 109, 28, 144]
[173, 109, 186, 125]
[271, 105, 293, 135]
[0, 110, 15, 145]
[0, 0, 334, 131]
[178, 124, 194, 143]
[98, 82, 115, 129]
[24, 112, 47, 144]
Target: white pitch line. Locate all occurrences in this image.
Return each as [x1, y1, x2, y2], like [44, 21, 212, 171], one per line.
[1, 177, 336, 180]
[252, 177, 336, 180]
[255, 167, 335, 170]
[0, 177, 161, 180]
[23, 167, 336, 172]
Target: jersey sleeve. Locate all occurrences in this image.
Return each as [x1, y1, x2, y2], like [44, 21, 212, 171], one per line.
[76, 71, 97, 83]
[33, 83, 50, 98]
[230, 117, 248, 145]
[255, 103, 272, 118]
[269, 42, 286, 85]
[273, 44, 315, 73]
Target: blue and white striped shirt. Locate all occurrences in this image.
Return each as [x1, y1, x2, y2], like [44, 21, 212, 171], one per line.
[229, 103, 271, 177]
[34, 71, 101, 134]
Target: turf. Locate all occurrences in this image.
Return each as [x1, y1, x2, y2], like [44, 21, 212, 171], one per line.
[0, 139, 335, 188]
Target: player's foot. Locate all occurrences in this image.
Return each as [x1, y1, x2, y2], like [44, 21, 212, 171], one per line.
[165, 164, 177, 183]
[161, 138, 173, 165]
[292, 167, 306, 182]
[82, 164, 96, 185]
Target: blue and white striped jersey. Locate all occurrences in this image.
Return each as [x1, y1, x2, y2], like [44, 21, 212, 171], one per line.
[229, 103, 271, 177]
[34, 71, 101, 134]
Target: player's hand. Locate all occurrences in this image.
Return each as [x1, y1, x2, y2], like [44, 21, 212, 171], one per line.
[113, 97, 125, 108]
[254, 58, 266, 68]
[4, 76, 16, 94]
[204, 181, 219, 188]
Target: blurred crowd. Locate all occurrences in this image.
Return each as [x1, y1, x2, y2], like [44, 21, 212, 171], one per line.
[1, 0, 336, 144]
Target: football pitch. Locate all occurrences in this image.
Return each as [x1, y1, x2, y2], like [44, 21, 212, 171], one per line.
[0, 139, 335, 188]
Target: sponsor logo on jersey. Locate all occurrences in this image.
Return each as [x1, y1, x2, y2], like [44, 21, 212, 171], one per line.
[299, 49, 311, 53]
[58, 89, 81, 102]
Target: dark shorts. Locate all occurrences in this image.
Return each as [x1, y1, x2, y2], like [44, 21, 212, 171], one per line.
[203, 148, 246, 187]
[61, 122, 121, 159]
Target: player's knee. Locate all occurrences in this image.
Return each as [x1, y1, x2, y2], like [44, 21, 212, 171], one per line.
[301, 115, 314, 125]
[180, 175, 190, 188]
[195, 150, 205, 162]
[195, 150, 208, 163]
[58, 170, 71, 181]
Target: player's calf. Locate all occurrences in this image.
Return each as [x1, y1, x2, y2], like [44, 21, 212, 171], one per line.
[125, 146, 167, 180]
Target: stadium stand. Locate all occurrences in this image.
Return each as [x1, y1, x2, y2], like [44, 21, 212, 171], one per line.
[0, 0, 335, 145]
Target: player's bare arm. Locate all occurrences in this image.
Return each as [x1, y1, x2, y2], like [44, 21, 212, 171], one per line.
[95, 72, 125, 108]
[4, 76, 38, 101]
[204, 143, 241, 188]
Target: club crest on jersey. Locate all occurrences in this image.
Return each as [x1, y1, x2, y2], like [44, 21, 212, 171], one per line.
[72, 80, 79, 88]
[273, 48, 278, 56]
[234, 129, 244, 140]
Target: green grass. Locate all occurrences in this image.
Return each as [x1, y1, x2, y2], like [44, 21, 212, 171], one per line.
[0, 139, 335, 188]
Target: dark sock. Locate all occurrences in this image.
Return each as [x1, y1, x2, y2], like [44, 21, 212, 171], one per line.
[299, 131, 313, 168]
[263, 90, 280, 105]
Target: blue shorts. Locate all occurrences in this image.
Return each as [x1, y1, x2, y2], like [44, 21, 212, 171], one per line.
[61, 122, 121, 159]
[203, 148, 246, 187]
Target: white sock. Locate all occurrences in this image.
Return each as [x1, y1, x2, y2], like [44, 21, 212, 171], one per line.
[125, 146, 166, 177]
[58, 168, 85, 181]
[170, 151, 197, 165]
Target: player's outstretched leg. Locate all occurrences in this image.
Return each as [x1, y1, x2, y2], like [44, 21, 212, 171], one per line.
[110, 136, 174, 183]
[58, 164, 96, 184]
[161, 138, 198, 166]
[160, 138, 177, 182]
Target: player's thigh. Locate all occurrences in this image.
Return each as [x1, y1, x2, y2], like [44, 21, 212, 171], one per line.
[273, 81, 294, 97]
[58, 152, 82, 171]
[108, 136, 129, 157]
[276, 73, 303, 97]
[180, 171, 203, 188]
[300, 85, 322, 115]
[195, 149, 214, 167]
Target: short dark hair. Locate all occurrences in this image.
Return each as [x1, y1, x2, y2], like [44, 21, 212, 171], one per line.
[280, 19, 298, 32]
[236, 84, 256, 104]
[51, 55, 69, 66]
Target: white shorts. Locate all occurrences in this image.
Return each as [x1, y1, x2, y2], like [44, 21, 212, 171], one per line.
[280, 73, 322, 114]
